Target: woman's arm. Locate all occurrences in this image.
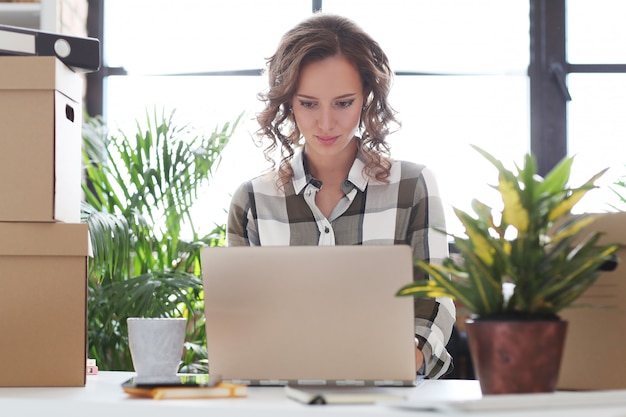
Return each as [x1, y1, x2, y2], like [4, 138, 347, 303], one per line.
[409, 165, 456, 379]
[226, 181, 254, 246]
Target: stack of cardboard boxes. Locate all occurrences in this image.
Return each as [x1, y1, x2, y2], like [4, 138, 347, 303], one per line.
[0, 56, 89, 386]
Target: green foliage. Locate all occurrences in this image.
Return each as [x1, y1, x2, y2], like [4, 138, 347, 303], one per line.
[81, 108, 240, 371]
[609, 173, 626, 211]
[397, 145, 620, 318]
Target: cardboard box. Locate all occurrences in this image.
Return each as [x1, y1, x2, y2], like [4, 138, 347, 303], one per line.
[0, 56, 83, 223]
[558, 212, 626, 390]
[0, 222, 88, 387]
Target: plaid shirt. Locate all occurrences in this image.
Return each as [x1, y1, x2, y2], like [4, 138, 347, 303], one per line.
[227, 146, 455, 379]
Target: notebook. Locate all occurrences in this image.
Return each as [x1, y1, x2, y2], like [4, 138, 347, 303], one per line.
[200, 245, 417, 387]
[284, 384, 409, 404]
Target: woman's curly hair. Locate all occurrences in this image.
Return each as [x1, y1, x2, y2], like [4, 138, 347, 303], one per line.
[255, 13, 400, 189]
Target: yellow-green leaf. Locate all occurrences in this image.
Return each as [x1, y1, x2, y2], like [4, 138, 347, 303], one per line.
[548, 189, 587, 222]
[465, 226, 495, 266]
[548, 169, 608, 222]
[551, 215, 598, 243]
[498, 173, 529, 232]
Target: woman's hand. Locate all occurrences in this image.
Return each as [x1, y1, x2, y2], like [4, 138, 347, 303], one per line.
[415, 338, 424, 372]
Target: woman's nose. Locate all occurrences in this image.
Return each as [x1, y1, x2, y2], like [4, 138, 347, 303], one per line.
[317, 106, 335, 131]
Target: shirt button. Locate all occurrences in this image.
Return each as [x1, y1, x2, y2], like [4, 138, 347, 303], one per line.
[324, 226, 330, 233]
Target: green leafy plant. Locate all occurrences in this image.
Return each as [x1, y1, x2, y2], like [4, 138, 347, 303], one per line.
[397, 145, 620, 318]
[82, 108, 241, 371]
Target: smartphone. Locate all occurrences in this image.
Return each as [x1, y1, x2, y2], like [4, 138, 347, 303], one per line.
[122, 374, 222, 388]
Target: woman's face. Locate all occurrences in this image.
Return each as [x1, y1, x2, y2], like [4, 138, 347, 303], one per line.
[291, 54, 364, 161]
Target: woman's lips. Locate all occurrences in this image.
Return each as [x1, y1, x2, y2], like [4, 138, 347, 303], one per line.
[316, 135, 339, 145]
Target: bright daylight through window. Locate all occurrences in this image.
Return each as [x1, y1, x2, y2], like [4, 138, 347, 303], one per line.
[103, 0, 626, 238]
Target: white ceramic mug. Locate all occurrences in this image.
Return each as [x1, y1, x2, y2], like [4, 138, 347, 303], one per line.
[127, 317, 187, 377]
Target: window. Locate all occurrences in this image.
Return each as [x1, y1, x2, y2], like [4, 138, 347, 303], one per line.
[103, 0, 311, 227]
[99, 1, 624, 237]
[323, 0, 530, 235]
[566, 0, 626, 211]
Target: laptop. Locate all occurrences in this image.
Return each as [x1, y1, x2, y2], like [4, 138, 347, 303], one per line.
[558, 212, 626, 390]
[200, 245, 417, 386]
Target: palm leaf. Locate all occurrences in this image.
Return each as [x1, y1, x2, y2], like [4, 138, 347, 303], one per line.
[82, 108, 241, 370]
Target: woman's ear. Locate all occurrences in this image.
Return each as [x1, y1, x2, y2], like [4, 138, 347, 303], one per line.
[362, 88, 372, 106]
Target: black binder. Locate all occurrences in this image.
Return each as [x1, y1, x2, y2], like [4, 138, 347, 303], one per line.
[0, 24, 100, 72]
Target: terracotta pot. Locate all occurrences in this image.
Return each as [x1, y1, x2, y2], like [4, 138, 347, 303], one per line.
[465, 317, 568, 395]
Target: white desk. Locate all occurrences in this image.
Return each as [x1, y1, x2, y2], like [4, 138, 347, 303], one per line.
[1, 372, 626, 417]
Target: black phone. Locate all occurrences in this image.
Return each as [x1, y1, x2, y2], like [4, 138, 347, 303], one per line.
[122, 374, 222, 388]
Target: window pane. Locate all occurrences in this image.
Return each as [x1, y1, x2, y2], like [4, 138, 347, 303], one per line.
[567, 0, 626, 64]
[323, 0, 529, 74]
[104, 0, 311, 74]
[567, 74, 626, 212]
[103, 2, 531, 237]
[389, 75, 529, 235]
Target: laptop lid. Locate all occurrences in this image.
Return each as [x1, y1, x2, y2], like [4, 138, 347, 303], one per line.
[201, 245, 417, 386]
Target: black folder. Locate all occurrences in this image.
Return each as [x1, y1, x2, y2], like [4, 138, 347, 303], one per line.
[0, 24, 100, 72]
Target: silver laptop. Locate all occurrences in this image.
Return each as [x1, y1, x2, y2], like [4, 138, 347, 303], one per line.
[201, 245, 417, 386]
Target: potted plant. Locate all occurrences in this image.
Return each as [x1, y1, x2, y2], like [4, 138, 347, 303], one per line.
[397, 145, 620, 394]
[81, 108, 241, 371]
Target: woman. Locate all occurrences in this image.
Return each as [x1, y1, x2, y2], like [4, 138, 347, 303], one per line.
[227, 13, 455, 379]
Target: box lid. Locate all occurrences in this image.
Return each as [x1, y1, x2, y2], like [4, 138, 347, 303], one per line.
[0, 222, 89, 256]
[0, 56, 81, 100]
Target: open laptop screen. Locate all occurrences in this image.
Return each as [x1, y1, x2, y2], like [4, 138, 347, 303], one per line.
[201, 245, 417, 386]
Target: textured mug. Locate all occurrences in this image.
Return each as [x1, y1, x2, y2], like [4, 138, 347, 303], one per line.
[127, 317, 187, 377]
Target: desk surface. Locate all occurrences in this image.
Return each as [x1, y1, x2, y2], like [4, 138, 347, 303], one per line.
[1, 372, 626, 417]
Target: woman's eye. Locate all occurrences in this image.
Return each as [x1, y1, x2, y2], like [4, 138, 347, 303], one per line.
[299, 100, 316, 109]
[336, 99, 355, 108]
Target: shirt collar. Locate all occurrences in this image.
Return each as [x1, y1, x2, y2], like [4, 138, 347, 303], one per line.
[290, 142, 370, 195]
[291, 148, 312, 194]
[346, 149, 369, 192]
